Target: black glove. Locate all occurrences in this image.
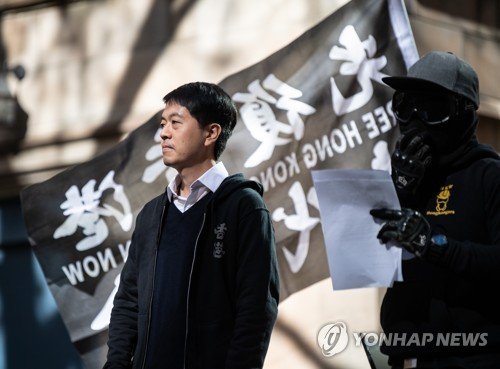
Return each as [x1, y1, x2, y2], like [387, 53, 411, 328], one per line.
[370, 208, 432, 258]
[391, 131, 433, 198]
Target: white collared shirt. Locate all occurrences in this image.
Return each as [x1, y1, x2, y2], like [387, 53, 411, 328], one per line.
[166, 162, 229, 213]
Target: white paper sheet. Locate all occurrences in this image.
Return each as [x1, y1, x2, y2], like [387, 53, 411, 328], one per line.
[311, 169, 403, 290]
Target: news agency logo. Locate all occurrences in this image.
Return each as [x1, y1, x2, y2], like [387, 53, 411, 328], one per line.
[317, 321, 489, 358]
[316, 321, 349, 357]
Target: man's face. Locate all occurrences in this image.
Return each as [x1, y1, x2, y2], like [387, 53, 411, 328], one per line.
[160, 102, 208, 171]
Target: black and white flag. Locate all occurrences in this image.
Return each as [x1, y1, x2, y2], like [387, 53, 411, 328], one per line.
[21, 0, 418, 367]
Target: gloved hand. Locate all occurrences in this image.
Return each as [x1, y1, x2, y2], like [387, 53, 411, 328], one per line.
[391, 131, 433, 197]
[370, 208, 432, 258]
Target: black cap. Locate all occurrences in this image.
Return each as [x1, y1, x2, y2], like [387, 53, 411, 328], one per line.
[383, 51, 479, 109]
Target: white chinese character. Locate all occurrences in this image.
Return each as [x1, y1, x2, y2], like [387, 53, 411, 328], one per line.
[142, 128, 177, 184]
[329, 25, 389, 115]
[91, 273, 120, 331]
[371, 140, 391, 173]
[53, 171, 133, 251]
[233, 74, 316, 168]
[272, 181, 320, 273]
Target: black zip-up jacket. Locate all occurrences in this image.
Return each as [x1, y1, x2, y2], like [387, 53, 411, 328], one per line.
[103, 174, 280, 369]
[381, 141, 500, 360]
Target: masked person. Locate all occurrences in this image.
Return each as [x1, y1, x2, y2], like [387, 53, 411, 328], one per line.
[371, 52, 500, 369]
[103, 82, 279, 369]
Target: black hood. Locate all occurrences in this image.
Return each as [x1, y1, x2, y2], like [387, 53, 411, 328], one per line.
[211, 173, 263, 204]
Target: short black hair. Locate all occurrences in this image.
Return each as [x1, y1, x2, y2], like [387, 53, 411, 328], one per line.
[163, 82, 237, 160]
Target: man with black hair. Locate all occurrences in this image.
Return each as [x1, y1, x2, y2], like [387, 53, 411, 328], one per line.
[104, 82, 279, 369]
[371, 52, 500, 368]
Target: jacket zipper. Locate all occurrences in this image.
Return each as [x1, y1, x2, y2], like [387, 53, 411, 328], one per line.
[183, 212, 206, 369]
[140, 202, 167, 369]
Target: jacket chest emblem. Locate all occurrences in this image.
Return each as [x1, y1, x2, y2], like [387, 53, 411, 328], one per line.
[426, 184, 455, 216]
[213, 223, 227, 259]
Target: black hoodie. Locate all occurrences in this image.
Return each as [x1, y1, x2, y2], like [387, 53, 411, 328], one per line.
[381, 140, 500, 361]
[104, 174, 279, 369]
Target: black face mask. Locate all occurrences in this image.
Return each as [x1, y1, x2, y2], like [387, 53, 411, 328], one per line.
[399, 111, 476, 156]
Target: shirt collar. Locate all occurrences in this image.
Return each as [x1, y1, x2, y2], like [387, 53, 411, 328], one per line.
[166, 162, 229, 202]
